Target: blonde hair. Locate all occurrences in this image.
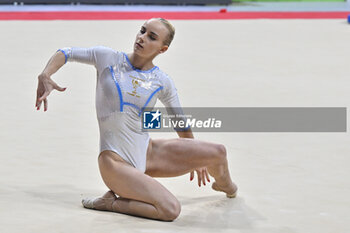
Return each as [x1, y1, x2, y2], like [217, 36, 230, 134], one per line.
[153, 18, 175, 47]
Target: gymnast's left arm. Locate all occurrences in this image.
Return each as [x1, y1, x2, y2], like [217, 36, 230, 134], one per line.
[159, 76, 210, 187]
[175, 128, 210, 186]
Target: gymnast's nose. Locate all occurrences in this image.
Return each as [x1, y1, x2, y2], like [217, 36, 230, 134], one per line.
[138, 32, 146, 42]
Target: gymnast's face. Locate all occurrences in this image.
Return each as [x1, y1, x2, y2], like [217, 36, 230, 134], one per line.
[133, 19, 169, 58]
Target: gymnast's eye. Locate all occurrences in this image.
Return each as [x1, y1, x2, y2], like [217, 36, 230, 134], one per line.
[149, 35, 156, 40]
[140, 27, 146, 34]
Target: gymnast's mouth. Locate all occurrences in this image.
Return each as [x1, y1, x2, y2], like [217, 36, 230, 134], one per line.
[136, 42, 143, 48]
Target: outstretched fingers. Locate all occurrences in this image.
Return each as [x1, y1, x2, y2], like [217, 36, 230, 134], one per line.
[190, 171, 194, 181]
[54, 84, 67, 92]
[204, 168, 211, 183]
[39, 91, 50, 102]
[44, 98, 48, 111]
[35, 78, 67, 111]
[190, 168, 211, 187]
[36, 91, 49, 111]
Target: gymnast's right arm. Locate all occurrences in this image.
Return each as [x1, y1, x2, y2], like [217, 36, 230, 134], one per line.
[35, 50, 67, 112]
[36, 46, 105, 111]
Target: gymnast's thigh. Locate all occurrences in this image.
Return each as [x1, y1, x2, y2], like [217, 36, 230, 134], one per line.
[145, 138, 225, 177]
[98, 150, 177, 205]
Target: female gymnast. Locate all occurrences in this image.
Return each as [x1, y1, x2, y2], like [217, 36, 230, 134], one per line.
[35, 18, 237, 221]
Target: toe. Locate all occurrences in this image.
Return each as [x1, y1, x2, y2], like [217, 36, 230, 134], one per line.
[226, 191, 237, 198]
[82, 198, 95, 209]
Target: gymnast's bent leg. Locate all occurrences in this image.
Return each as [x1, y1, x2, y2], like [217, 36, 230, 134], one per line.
[145, 138, 237, 197]
[82, 149, 181, 221]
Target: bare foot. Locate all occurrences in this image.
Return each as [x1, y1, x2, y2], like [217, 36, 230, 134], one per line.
[82, 190, 117, 211]
[212, 181, 237, 198]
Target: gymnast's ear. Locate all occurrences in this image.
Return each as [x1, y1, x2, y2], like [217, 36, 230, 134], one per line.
[159, 45, 168, 54]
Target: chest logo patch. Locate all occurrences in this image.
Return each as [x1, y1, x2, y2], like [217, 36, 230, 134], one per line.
[127, 75, 144, 98]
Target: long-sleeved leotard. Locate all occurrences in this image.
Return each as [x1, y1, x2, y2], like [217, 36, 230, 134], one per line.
[58, 46, 182, 172]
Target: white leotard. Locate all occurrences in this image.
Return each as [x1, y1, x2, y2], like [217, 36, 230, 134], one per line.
[58, 46, 182, 173]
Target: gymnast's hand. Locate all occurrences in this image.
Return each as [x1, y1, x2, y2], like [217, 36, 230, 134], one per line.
[35, 73, 66, 111]
[190, 167, 210, 187]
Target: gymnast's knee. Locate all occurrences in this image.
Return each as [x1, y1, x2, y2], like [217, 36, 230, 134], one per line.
[157, 198, 181, 221]
[215, 144, 227, 161]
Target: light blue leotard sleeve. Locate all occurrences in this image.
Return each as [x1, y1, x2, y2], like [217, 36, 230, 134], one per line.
[57, 46, 119, 76]
[158, 74, 190, 131]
